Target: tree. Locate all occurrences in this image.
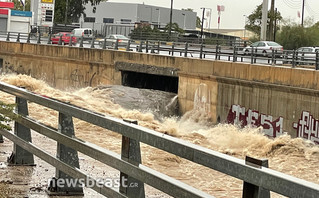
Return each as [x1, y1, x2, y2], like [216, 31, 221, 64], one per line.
[54, 0, 107, 24]
[245, 4, 282, 40]
[276, 20, 319, 50]
[164, 22, 184, 34]
[12, 0, 31, 11]
[196, 16, 201, 28]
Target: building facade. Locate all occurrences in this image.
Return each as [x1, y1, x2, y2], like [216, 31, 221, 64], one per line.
[81, 2, 197, 36]
[0, 1, 32, 33]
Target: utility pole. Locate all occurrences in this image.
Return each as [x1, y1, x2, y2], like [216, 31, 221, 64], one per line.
[200, 8, 205, 39]
[301, 0, 305, 27]
[260, 0, 268, 41]
[269, 0, 275, 41]
[274, 8, 277, 42]
[168, 0, 173, 40]
[64, 0, 68, 25]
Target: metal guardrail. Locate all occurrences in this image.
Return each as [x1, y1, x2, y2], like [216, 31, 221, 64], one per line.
[2, 31, 319, 69]
[0, 82, 319, 197]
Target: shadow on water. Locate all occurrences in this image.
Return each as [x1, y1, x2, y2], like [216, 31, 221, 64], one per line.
[93, 85, 179, 120]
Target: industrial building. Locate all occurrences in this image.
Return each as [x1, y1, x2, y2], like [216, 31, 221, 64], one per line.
[80, 2, 197, 36]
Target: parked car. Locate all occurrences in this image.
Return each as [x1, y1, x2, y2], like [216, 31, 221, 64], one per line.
[51, 32, 77, 45]
[285, 46, 319, 65]
[243, 41, 283, 56]
[98, 34, 129, 48]
[71, 28, 94, 42]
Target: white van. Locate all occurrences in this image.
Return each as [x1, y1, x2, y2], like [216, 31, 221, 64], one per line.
[71, 28, 93, 42]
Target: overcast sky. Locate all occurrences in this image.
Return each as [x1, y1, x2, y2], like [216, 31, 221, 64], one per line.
[107, 0, 319, 29]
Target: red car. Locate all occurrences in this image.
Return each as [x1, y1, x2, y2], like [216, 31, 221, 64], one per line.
[51, 32, 77, 45]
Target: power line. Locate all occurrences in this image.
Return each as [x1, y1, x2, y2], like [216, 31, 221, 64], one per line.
[282, 0, 301, 9]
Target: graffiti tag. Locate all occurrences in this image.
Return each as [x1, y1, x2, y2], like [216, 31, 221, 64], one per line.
[227, 105, 284, 138]
[293, 111, 319, 144]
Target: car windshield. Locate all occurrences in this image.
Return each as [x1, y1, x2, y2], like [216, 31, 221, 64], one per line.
[251, 42, 259, 47]
[115, 35, 128, 39]
[267, 42, 281, 46]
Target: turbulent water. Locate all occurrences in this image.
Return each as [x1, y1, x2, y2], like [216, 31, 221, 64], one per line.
[1, 74, 319, 198]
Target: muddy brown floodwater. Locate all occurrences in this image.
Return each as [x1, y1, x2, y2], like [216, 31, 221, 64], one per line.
[0, 74, 319, 198]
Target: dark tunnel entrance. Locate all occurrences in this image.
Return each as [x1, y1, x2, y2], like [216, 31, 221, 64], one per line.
[121, 71, 179, 93]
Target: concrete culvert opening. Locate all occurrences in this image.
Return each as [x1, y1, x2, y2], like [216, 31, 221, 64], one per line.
[121, 71, 179, 93]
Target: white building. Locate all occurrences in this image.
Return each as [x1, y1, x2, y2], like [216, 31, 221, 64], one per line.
[81, 2, 197, 36]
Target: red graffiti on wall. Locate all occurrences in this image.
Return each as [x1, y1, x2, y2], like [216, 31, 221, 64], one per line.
[293, 111, 319, 144]
[227, 105, 284, 138]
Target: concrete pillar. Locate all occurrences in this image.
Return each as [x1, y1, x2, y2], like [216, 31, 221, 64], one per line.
[243, 156, 270, 198]
[47, 112, 83, 195]
[8, 97, 34, 165]
[120, 119, 145, 198]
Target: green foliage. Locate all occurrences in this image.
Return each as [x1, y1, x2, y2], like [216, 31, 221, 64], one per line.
[245, 4, 282, 38]
[164, 23, 184, 34]
[196, 16, 201, 28]
[0, 102, 16, 131]
[54, 0, 106, 24]
[276, 23, 319, 50]
[12, 0, 31, 11]
[129, 25, 165, 40]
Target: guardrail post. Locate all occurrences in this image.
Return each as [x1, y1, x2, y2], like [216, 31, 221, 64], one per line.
[27, 33, 31, 43]
[90, 36, 95, 49]
[184, 42, 188, 57]
[47, 32, 52, 44]
[102, 38, 107, 49]
[6, 32, 10, 41]
[316, 51, 319, 70]
[138, 41, 143, 52]
[171, 43, 175, 56]
[215, 45, 219, 60]
[199, 42, 204, 59]
[114, 39, 119, 50]
[7, 97, 34, 165]
[69, 36, 73, 46]
[292, 49, 296, 68]
[250, 47, 254, 64]
[145, 40, 149, 53]
[37, 33, 41, 44]
[233, 46, 237, 62]
[271, 49, 275, 65]
[242, 156, 270, 198]
[79, 36, 84, 48]
[16, 33, 20, 42]
[58, 35, 62, 45]
[0, 134, 3, 143]
[126, 39, 131, 51]
[47, 112, 83, 195]
[157, 40, 160, 54]
[120, 119, 145, 198]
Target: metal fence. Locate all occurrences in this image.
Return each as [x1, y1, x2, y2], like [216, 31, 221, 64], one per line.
[0, 81, 319, 197]
[1, 31, 319, 70]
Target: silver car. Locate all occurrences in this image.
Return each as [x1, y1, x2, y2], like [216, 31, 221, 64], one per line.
[296, 47, 319, 64]
[243, 41, 283, 56]
[99, 34, 129, 48]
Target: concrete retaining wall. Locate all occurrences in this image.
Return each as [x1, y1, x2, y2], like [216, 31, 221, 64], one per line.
[1, 41, 319, 143]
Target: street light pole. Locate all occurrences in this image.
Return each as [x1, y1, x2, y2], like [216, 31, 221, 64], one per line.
[243, 15, 246, 40]
[301, 0, 305, 27]
[200, 8, 205, 39]
[64, 0, 68, 25]
[169, 0, 173, 40]
[182, 13, 186, 29]
[156, 8, 160, 28]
